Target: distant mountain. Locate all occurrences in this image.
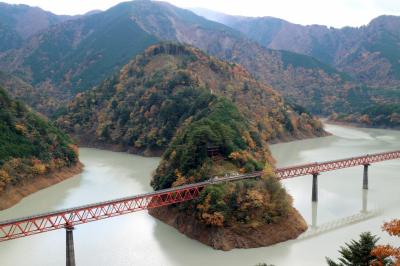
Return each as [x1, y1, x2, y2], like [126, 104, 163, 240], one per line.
[0, 0, 356, 117]
[57, 43, 326, 155]
[193, 9, 400, 88]
[83, 10, 102, 16]
[0, 2, 75, 52]
[102, 2, 356, 115]
[0, 1, 163, 112]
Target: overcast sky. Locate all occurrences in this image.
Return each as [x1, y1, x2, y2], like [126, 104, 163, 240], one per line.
[3, 0, 400, 28]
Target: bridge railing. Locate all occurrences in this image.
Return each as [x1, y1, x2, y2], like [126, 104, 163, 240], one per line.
[0, 184, 206, 241]
[276, 150, 400, 179]
[0, 150, 399, 242]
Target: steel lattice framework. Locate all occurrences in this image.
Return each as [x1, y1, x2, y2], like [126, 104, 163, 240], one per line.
[0, 150, 399, 242]
[0, 184, 206, 242]
[275, 150, 400, 179]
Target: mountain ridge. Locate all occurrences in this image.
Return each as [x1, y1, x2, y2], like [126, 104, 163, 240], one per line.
[0, 2, 76, 52]
[0, 0, 357, 117]
[192, 8, 400, 88]
[0, 1, 398, 128]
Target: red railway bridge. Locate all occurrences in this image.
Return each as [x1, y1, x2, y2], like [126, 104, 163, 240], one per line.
[0, 150, 399, 265]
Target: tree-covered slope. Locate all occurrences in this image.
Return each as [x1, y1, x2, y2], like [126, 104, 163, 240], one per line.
[57, 43, 325, 155]
[149, 94, 306, 251]
[194, 10, 400, 89]
[337, 16, 400, 87]
[0, 71, 40, 108]
[0, 3, 160, 113]
[57, 43, 310, 249]
[3, 1, 392, 125]
[2, 1, 396, 127]
[0, 0, 357, 117]
[331, 103, 400, 129]
[103, 1, 357, 115]
[193, 9, 400, 125]
[0, 87, 80, 196]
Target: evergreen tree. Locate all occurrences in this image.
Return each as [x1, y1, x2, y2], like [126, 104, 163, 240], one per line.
[326, 232, 380, 266]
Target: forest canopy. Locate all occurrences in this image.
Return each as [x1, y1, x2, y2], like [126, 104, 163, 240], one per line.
[0, 87, 79, 192]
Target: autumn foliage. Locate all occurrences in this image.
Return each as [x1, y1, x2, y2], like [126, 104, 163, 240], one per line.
[0, 88, 79, 193]
[56, 43, 315, 229]
[372, 220, 400, 265]
[57, 43, 325, 155]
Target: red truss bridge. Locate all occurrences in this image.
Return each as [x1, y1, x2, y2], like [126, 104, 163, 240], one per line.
[275, 150, 400, 179]
[0, 150, 399, 265]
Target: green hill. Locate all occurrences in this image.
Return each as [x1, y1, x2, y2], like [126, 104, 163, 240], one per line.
[56, 43, 321, 249]
[57, 43, 326, 153]
[0, 87, 79, 198]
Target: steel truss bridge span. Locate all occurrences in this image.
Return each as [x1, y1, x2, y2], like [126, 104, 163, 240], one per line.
[275, 150, 400, 178]
[0, 150, 399, 243]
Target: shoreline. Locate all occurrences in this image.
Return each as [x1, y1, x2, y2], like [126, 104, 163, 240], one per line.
[0, 162, 83, 211]
[149, 206, 308, 251]
[73, 129, 330, 155]
[72, 135, 164, 157]
[324, 118, 400, 131]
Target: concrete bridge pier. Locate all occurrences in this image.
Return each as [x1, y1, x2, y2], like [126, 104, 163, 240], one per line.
[66, 224, 76, 266]
[312, 173, 319, 202]
[363, 164, 370, 190]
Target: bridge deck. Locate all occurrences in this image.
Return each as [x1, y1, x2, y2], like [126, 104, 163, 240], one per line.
[0, 150, 399, 242]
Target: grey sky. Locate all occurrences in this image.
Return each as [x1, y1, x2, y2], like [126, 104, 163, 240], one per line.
[2, 0, 400, 27]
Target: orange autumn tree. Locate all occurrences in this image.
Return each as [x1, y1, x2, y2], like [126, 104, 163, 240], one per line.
[372, 219, 400, 265]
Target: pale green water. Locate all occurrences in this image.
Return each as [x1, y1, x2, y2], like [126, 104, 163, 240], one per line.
[0, 123, 399, 266]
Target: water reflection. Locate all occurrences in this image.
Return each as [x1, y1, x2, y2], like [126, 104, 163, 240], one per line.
[300, 209, 382, 240]
[362, 189, 368, 213]
[309, 187, 370, 229]
[303, 187, 380, 239]
[151, 218, 294, 266]
[311, 202, 318, 229]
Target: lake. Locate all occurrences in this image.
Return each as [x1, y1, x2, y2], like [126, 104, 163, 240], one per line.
[0, 123, 399, 266]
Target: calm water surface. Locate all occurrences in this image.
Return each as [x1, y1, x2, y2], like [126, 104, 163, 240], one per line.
[0, 123, 399, 266]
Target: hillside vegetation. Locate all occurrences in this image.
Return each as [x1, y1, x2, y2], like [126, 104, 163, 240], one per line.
[151, 96, 292, 229]
[57, 43, 325, 155]
[193, 9, 400, 126]
[0, 0, 359, 118]
[57, 43, 314, 249]
[331, 104, 400, 128]
[0, 71, 39, 108]
[0, 87, 79, 195]
[0, 2, 160, 113]
[0, 1, 398, 128]
[197, 10, 400, 88]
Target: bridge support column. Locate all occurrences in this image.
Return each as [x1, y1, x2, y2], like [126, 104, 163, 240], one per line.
[66, 224, 75, 266]
[312, 173, 319, 202]
[363, 164, 370, 190]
